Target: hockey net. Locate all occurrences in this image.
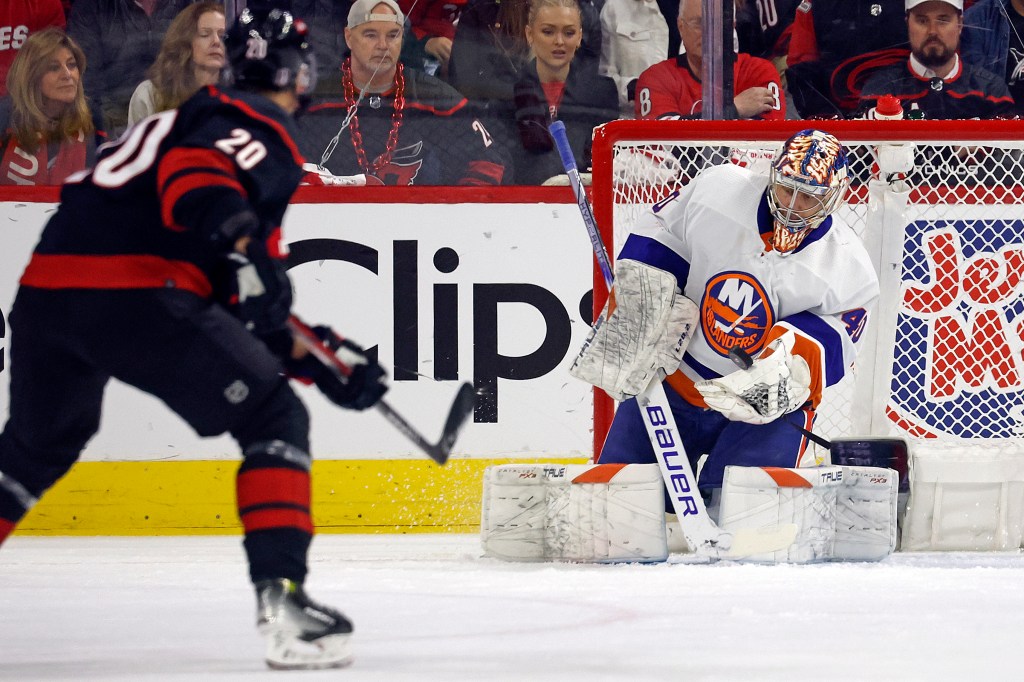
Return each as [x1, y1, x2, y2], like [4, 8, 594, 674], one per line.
[589, 119, 1024, 460]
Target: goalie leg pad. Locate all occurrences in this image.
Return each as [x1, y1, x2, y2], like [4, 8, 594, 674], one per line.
[570, 259, 697, 401]
[481, 463, 668, 563]
[718, 465, 843, 563]
[834, 466, 898, 561]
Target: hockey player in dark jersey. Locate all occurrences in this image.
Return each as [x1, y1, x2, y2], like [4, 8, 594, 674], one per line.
[0, 7, 386, 671]
[297, 0, 506, 186]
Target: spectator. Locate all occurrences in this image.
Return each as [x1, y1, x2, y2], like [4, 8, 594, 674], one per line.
[860, 0, 1015, 119]
[786, 0, 909, 117]
[635, 0, 785, 120]
[655, 0, 680, 56]
[296, 0, 507, 185]
[448, 0, 602, 105]
[126, 1, 224, 125]
[1, 1, 67, 98]
[67, 0, 193, 138]
[961, 0, 1024, 115]
[735, 0, 799, 61]
[398, 0, 466, 78]
[448, 0, 530, 105]
[510, 0, 618, 184]
[0, 27, 94, 185]
[599, 0, 669, 117]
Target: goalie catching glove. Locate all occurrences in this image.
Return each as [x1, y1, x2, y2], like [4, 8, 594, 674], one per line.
[696, 331, 811, 424]
[570, 259, 697, 401]
[287, 325, 388, 411]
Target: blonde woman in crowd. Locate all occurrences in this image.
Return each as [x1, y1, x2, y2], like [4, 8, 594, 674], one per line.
[126, 1, 226, 126]
[0, 27, 94, 185]
[511, 0, 617, 183]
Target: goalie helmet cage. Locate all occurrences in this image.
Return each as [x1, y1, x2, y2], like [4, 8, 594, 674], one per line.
[589, 119, 1024, 459]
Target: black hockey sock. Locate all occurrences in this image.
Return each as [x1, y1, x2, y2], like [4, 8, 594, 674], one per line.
[237, 441, 313, 583]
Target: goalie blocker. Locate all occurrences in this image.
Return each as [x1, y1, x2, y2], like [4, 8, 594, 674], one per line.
[481, 462, 898, 563]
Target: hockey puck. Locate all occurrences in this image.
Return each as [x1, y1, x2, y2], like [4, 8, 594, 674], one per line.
[728, 347, 753, 370]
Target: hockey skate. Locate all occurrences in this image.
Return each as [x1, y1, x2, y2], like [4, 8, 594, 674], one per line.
[255, 578, 354, 670]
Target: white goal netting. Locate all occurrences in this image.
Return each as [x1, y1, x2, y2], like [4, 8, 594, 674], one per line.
[590, 120, 1024, 459]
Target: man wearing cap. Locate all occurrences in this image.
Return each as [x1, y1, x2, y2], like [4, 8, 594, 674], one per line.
[858, 0, 1015, 119]
[296, 0, 507, 185]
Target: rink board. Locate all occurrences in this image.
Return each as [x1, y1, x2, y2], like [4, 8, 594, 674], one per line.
[0, 188, 602, 534]
[17, 457, 589, 535]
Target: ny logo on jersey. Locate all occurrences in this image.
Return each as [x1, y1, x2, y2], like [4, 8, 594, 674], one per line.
[700, 272, 774, 357]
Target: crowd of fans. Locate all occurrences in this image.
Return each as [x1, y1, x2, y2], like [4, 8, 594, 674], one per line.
[1, 0, 1021, 186]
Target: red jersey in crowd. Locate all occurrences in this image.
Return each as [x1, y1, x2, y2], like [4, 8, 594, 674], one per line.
[0, 0, 66, 97]
[635, 53, 785, 120]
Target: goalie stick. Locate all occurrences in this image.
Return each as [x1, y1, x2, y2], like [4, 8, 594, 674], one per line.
[549, 121, 796, 559]
[287, 317, 474, 466]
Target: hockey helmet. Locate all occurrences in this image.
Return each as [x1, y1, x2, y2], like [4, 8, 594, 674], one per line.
[767, 129, 850, 253]
[225, 7, 316, 97]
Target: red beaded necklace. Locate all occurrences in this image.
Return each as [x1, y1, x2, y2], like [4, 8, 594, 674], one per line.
[342, 58, 406, 175]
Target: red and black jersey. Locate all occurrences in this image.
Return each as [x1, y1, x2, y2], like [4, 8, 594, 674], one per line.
[20, 86, 304, 296]
[635, 53, 785, 120]
[296, 65, 506, 186]
[860, 60, 1016, 120]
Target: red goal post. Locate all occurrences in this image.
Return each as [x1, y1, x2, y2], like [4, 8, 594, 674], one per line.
[589, 119, 1024, 460]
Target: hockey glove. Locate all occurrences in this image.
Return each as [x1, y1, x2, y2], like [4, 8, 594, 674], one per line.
[225, 238, 293, 336]
[287, 326, 388, 411]
[695, 331, 812, 424]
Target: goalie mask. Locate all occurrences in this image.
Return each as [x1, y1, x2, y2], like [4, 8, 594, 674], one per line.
[226, 7, 317, 102]
[767, 129, 850, 254]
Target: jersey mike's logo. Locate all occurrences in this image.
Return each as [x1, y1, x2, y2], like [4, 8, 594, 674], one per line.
[700, 272, 773, 357]
[890, 222, 1024, 439]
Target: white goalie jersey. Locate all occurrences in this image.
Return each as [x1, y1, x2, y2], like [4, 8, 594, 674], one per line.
[618, 163, 880, 408]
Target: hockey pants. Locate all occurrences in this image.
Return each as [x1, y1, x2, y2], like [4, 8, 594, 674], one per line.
[0, 287, 314, 583]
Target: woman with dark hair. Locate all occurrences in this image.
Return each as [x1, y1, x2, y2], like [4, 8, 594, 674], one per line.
[126, 1, 226, 125]
[0, 27, 94, 185]
[510, 0, 617, 184]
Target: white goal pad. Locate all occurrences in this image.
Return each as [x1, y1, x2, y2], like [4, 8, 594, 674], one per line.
[834, 467, 899, 561]
[719, 466, 843, 563]
[480, 463, 668, 563]
[719, 465, 898, 563]
[902, 441, 1024, 551]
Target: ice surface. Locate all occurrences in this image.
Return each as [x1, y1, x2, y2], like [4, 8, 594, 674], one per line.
[3, 535, 1024, 681]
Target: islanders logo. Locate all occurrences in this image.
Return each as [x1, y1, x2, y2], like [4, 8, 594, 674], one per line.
[700, 272, 774, 357]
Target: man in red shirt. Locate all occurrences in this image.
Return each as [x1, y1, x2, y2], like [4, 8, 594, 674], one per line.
[635, 0, 784, 119]
[0, 0, 66, 97]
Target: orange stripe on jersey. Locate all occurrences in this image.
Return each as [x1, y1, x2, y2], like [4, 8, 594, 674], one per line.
[571, 463, 628, 484]
[666, 370, 707, 408]
[761, 326, 825, 408]
[236, 468, 311, 511]
[239, 508, 314, 534]
[760, 467, 813, 488]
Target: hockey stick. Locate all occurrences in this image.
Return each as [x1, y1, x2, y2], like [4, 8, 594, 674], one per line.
[549, 122, 794, 559]
[287, 317, 474, 466]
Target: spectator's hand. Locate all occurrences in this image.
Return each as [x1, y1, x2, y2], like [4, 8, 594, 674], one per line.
[425, 37, 453, 67]
[734, 86, 776, 119]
